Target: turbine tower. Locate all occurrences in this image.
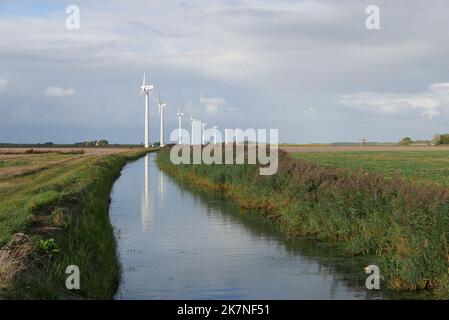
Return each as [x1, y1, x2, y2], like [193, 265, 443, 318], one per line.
[177, 108, 184, 144]
[201, 122, 207, 145]
[158, 94, 167, 147]
[213, 125, 218, 144]
[224, 125, 228, 145]
[190, 115, 194, 145]
[141, 69, 154, 148]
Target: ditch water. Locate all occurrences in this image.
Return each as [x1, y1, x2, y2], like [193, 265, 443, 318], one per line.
[109, 153, 414, 299]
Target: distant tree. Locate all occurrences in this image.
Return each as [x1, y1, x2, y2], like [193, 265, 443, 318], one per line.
[433, 133, 449, 145]
[43, 142, 54, 146]
[399, 137, 413, 145]
[97, 139, 109, 146]
[432, 135, 440, 145]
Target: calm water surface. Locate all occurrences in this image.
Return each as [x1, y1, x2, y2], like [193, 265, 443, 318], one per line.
[110, 153, 408, 299]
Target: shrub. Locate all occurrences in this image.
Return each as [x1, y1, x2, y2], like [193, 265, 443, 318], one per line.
[433, 134, 449, 145]
[399, 137, 413, 145]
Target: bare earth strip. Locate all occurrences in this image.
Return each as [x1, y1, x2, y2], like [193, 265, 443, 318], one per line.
[0, 147, 139, 156]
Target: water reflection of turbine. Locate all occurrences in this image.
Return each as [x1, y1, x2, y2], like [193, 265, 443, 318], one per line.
[141, 154, 153, 230]
[158, 169, 165, 205]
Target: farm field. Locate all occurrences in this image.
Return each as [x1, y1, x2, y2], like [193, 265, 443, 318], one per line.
[0, 148, 137, 243]
[0, 147, 150, 298]
[289, 148, 449, 187]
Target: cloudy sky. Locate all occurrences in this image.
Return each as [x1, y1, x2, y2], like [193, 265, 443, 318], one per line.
[1, 0, 449, 144]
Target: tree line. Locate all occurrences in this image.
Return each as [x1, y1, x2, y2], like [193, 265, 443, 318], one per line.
[74, 140, 109, 146]
[399, 133, 449, 145]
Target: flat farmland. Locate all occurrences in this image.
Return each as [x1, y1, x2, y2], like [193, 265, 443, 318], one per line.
[0, 148, 145, 245]
[0, 147, 154, 298]
[288, 146, 449, 187]
[0, 147, 138, 155]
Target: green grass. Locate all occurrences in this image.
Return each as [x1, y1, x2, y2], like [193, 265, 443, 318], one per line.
[291, 151, 449, 187]
[0, 149, 153, 299]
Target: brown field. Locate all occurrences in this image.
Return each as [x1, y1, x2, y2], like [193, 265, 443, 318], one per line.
[0, 147, 145, 181]
[0, 147, 141, 156]
[282, 145, 449, 153]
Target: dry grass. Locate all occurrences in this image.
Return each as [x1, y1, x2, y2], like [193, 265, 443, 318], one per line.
[0, 156, 84, 180]
[0, 147, 140, 156]
[0, 233, 35, 288]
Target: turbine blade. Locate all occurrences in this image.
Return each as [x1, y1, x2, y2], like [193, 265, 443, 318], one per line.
[141, 70, 146, 96]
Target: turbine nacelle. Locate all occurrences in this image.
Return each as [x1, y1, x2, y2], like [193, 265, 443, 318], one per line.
[157, 95, 167, 113]
[141, 70, 154, 95]
[141, 84, 154, 95]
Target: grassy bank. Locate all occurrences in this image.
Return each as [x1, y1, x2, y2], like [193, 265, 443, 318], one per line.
[0, 148, 152, 299]
[157, 147, 449, 297]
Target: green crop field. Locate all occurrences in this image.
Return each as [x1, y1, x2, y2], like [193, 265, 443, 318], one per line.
[291, 151, 449, 187]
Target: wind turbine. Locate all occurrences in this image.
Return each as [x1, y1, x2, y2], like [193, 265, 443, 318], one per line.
[213, 125, 218, 144]
[141, 68, 154, 148]
[201, 122, 207, 145]
[190, 115, 195, 145]
[360, 137, 368, 146]
[158, 94, 167, 147]
[177, 108, 184, 144]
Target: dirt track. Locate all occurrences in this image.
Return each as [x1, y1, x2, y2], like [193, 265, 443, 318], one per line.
[282, 145, 449, 153]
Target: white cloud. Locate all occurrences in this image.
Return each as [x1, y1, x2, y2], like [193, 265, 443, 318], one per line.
[199, 95, 226, 114]
[301, 107, 316, 114]
[429, 82, 449, 94]
[0, 78, 8, 92]
[1, 1, 449, 143]
[339, 82, 449, 119]
[45, 86, 75, 97]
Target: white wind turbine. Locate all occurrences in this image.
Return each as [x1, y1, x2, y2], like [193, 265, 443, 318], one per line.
[141, 69, 154, 148]
[201, 122, 207, 145]
[158, 94, 167, 147]
[190, 115, 195, 145]
[177, 108, 184, 144]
